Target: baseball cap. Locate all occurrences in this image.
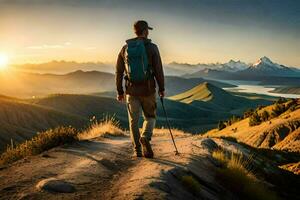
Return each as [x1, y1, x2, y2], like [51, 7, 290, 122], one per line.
[134, 20, 153, 33]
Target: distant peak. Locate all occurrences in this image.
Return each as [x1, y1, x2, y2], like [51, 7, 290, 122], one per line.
[203, 81, 209, 86]
[228, 59, 237, 63]
[201, 81, 214, 89]
[68, 70, 85, 75]
[253, 56, 273, 67]
[260, 56, 272, 63]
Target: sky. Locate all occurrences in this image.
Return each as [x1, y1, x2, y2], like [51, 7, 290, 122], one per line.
[0, 0, 300, 67]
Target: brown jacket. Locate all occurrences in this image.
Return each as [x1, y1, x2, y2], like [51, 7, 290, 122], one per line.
[115, 37, 165, 96]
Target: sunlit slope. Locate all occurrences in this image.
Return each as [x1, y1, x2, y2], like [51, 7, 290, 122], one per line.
[31, 94, 128, 123]
[0, 70, 115, 98]
[169, 82, 270, 113]
[0, 96, 86, 151]
[205, 100, 300, 152]
[170, 82, 213, 103]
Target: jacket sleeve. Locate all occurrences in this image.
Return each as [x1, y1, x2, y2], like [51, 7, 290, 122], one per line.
[115, 46, 126, 95]
[152, 45, 165, 92]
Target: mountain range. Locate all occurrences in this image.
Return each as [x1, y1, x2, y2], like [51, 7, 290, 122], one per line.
[184, 57, 300, 81]
[0, 70, 234, 98]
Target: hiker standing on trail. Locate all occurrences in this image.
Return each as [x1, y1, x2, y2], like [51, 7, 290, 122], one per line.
[115, 20, 165, 158]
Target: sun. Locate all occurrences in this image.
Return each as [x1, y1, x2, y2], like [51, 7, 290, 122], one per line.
[0, 53, 9, 70]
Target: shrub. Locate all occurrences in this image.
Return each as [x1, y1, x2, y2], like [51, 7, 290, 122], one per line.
[218, 121, 226, 130]
[229, 115, 240, 124]
[256, 105, 264, 111]
[287, 99, 298, 112]
[244, 108, 254, 118]
[212, 150, 278, 200]
[220, 136, 238, 143]
[0, 127, 78, 165]
[271, 103, 286, 117]
[276, 97, 287, 104]
[289, 104, 297, 112]
[260, 110, 270, 122]
[249, 112, 261, 126]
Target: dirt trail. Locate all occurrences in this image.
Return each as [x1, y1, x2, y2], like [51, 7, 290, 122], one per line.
[0, 135, 228, 200]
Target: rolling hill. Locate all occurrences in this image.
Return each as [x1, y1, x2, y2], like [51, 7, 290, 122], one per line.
[0, 95, 86, 152]
[31, 94, 230, 133]
[31, 94, 129, 124]
[0, 70, 234, 98]
[0, 92, 236, 151]
[0, 70, 115, 98]
[169, 82, 271, 114]
[0, 83, 274, 151]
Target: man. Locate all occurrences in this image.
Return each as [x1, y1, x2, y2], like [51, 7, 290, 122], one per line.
[115, 20, 165, 158]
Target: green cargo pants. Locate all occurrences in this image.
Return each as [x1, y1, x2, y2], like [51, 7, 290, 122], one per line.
[126, 93, 156, 153]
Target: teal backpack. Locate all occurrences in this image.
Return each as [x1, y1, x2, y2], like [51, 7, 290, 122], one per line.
[125, 40, 151, 82]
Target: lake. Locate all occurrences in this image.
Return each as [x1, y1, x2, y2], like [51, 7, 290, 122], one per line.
[220, 80, 300, 99]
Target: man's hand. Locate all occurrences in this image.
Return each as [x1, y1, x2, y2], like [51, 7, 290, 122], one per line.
[117, 94, 125, 102]
[158, 91, 165, 98]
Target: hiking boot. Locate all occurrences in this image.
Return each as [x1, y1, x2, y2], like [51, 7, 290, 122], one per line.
[140, 137, 154, 158]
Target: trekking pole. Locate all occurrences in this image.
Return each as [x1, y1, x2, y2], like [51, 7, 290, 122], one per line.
[160, 96, 179, 155]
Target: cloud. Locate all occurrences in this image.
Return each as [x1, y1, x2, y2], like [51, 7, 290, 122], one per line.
[27, 42, 72, 49]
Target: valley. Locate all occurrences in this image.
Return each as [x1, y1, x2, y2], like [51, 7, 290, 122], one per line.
[0, 57, 299, 200]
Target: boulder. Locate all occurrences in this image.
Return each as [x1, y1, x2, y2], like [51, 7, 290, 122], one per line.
[200, 138, 218, 152]
[36, 178, 76, 193]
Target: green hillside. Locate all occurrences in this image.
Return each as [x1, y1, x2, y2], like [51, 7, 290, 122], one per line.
[31, 94, 129, 124]
[31, 94, 229, 133]
[169, 82, 271, 114]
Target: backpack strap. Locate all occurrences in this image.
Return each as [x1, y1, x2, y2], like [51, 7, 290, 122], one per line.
[144, 42, 154, 77]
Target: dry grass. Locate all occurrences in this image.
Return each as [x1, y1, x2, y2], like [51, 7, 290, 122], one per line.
[0, 116, 127, 166]
[212, 150, 228, 165]
[153, 128, 188, 137]
[212, 149, 278, 200]
[79, 116, 126, 140]
[279, 162, 300, 175]
[0, 127, 78, 165]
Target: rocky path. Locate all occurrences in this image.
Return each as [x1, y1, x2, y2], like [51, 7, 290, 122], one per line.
[0, 134, 230, 200]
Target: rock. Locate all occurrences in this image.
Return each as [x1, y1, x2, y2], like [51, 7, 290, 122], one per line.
[150, 181, 171, 193]
[36, 178, 76, 193]
[41, 154, 51, 158]
[200, 139, 218, 152]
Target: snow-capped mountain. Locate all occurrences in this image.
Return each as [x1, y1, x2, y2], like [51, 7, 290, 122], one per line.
[220, 60, 249, 72]
[252, 56, 287, 70]
[168, 57, 299, 78]
[167, 60, 248, 76]
[240, 56, 298, 77]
